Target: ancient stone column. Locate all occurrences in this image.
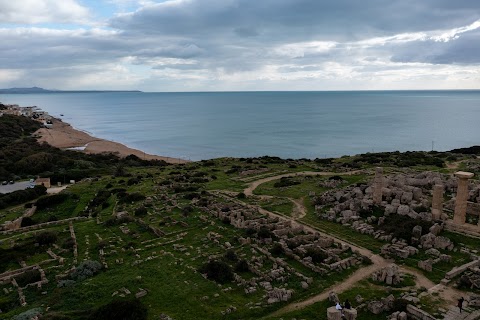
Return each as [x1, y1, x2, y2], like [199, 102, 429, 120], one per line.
[453, 171, 474, 224]
[344, 308, 358, 320]
[431, 184, 444, 220]
[373, 167, 383, 204]
[327, 306, 342, 320]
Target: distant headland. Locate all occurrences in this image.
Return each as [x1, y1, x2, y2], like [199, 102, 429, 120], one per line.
[0, 87, 142, 94]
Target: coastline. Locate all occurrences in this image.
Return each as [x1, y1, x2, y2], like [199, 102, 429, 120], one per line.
[34, 118, 188, 164]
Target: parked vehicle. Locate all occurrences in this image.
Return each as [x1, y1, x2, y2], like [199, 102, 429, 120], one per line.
[1, 181, 7, 185]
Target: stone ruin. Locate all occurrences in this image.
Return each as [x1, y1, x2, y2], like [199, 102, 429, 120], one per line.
[197, 195, 367, 305]
[388, 311, 408, 320]
[371, 264, 403, 285]
[316, 169, 480, 229]
[457, 262, 480, 291]
[367, 294, 395, 315]
[313, 168, 480, 263]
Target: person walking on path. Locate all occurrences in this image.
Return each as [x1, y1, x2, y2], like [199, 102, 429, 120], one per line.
[458, 297, 465, 313]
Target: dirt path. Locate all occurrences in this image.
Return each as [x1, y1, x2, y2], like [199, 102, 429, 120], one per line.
[244, 171, 362, 196]
[290, 198, 305, 219]
[446, 160, 464, 169]
[270, 261, 387, 316]
[244, 170, 361, 220]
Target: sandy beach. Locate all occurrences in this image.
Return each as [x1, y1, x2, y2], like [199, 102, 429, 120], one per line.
[35, 118, 188, 164]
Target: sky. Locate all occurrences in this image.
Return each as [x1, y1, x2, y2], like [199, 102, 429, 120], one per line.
[0, 0, 479, 91]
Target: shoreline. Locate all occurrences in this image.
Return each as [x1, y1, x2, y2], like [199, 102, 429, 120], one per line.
[34, 118, 188, 164]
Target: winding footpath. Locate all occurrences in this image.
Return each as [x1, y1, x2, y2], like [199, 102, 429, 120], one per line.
[235, 170, 469, 317]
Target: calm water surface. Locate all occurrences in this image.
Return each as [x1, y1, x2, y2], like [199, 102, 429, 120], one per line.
[1, 91, 479, 160]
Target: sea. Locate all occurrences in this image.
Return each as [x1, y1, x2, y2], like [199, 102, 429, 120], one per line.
[1, 91, 479, 161]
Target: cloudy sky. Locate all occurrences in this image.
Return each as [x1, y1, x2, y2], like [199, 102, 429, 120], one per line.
[0, 0, 479, 91]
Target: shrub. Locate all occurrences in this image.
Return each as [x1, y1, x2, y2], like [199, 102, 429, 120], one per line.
[57, 279, 76, 288]
[361, 255, 373, 265]
[224, 250, 238, 262]
[90, 190, 111, 208]
[71, 260, 102, 281]
[35, 193, 70, 210]
[134, 206, 148, 217]
[35, 231, 57, 246]
[234, 259, 250, 273]
[62, 238, 75, 249]
[15, 270, 41, 287]
[329, 175, 343, 181]
[305, 248, 328, 263]
[12, 308, 43, 320]
[20, 217, 35, 227]
[257, 226, 274, 239]
[391, 298, 409, 312]
[119, 192, 146, 204]
[198, 260, 234, 284]
[377, 215, 433, 244]
[274, 177, 300, 188]
[182, 205, 193, 216]
[127, 178, 140, 186]
[104, 218, 117, 227]
[237, 192, 246, 199]
[111, 188, 127, 194]
[270, 243, 285, 256]
[89, 299, 147, 320]
[184, 192, 200, 200]
[222, 217, 231, 224]
[96, 240, 107, 249]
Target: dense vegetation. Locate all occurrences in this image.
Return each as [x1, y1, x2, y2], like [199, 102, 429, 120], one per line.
[0, 113, 167, 193]
[0, 185, 46, 209]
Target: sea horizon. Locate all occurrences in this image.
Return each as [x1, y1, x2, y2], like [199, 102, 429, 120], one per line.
[1, 90, 480, 161]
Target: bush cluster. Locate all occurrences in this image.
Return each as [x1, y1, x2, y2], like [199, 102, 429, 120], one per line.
[198, 260, 234, 284]
[377, 215, 433, 244]
[35, 231, 58, 246]
[88, 299, 148, 320]
[0, 185, 47, 209]
[71, 260, 103, 281]
[12, 308, 43, 320]
[15, 270, 41, 287]
[234, 259, 249, 273]
[35, 193, 70, 210]
[134, 206, 148, 217]
[274, 177, 300, 188]
[118, 192, 146, 204]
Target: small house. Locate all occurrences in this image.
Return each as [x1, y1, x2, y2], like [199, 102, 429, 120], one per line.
[35, 178, 51, 188]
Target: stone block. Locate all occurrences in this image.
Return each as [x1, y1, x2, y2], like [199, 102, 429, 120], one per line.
[344, 308, 357, 320]
[327, 306, 342, 320]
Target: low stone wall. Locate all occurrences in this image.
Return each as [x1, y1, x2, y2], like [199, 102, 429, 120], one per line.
[0, 217, 89, 235]
[445, 259, 480, 280]
[406, 304, 436, 320]
[445, 220, 480, 238]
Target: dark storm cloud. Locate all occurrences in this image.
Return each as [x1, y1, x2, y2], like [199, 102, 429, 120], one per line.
[0, 0, 479, 90]
[110, 0, 480, 41]
[391, 29, 480, 65]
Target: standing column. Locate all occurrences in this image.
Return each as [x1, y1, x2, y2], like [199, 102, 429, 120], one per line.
[373, 167, 383, 204]
[453, 171, 474, 224]
[431, 184, 444, 220]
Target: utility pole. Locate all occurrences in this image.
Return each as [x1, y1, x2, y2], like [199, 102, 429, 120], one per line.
[431, 140, 434, 151]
